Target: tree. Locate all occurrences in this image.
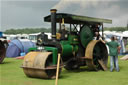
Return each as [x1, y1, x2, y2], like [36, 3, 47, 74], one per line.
[4, 28, 51, 34]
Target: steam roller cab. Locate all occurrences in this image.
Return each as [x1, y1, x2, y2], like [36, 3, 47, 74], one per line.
[22, 9, 112, 79]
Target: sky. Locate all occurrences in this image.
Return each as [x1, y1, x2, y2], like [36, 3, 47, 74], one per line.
[0, 0, 128, 31]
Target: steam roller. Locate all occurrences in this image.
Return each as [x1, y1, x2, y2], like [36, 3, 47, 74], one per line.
[22, 9, 112, 79]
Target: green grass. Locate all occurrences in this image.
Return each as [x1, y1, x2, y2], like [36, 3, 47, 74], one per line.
[1, 56, 128, 85]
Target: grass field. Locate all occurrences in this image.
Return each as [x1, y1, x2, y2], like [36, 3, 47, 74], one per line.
[0, 56, 128, 85]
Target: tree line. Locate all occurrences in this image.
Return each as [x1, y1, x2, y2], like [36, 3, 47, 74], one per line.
[4, 28, 51, 34]
[4, 27, 128, 34]
[104, 27, 128, 31]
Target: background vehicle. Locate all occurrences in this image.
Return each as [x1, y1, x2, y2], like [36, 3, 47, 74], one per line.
[0, 32, 8, 63]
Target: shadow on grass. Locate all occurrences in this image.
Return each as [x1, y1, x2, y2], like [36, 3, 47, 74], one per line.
[62, 67, 99, 73]
[0, 58, 23, 65]
[23, 75, 70, 80]
[25, 67, 95, 80]
[0, 61, 12, 65]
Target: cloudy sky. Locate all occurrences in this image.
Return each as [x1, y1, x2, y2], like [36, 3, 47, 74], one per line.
[0, 0, 128, 31]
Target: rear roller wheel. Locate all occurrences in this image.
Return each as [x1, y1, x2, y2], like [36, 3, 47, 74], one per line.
[85, 40, 108, 71]
[22, 52, 61, 79]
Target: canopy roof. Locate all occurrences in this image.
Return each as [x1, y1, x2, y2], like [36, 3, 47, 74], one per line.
[44, 13, 112, 24]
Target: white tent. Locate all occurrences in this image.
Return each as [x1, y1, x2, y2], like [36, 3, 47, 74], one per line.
[104, 31, 128, 54]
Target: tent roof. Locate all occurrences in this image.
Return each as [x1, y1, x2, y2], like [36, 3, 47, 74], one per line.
[44, 13, 112, 24]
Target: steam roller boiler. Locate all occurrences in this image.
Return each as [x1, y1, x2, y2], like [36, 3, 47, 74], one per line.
[22, 9, 112, 79]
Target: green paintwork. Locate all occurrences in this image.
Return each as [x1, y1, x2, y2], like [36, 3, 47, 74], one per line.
[80, 25, 94, 48]
[28, 47, 37, 52]
[60, 41, 73, 57]
[68, 35, 79, 45]
[73, 45, 79, 52]
[44, 13, 112, 24]
[60, 40, 79, 57]
[45, 47, 58, 65]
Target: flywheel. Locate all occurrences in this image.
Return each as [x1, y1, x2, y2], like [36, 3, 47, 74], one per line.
[22, 52, 61, 79]
[80, 25, 93, 48]
[85, 40, 108, 71]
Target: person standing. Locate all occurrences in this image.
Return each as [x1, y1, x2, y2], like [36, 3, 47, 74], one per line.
[100, 36, 121, 72]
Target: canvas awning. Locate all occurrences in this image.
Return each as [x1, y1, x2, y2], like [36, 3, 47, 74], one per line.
[44, 13, 112, 24]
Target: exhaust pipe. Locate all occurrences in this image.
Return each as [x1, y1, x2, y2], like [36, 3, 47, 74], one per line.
[50, 9, 57, 41]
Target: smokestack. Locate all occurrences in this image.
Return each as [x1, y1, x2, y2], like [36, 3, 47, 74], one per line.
[50, 9, 57, 40]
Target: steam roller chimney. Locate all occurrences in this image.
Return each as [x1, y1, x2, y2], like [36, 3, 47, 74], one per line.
[50, 9, 57, 41]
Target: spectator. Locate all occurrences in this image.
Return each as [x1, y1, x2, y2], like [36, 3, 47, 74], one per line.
[100, 36, 121, 72]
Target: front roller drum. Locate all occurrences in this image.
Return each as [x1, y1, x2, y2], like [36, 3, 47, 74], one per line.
[22, 52, 61, 79]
